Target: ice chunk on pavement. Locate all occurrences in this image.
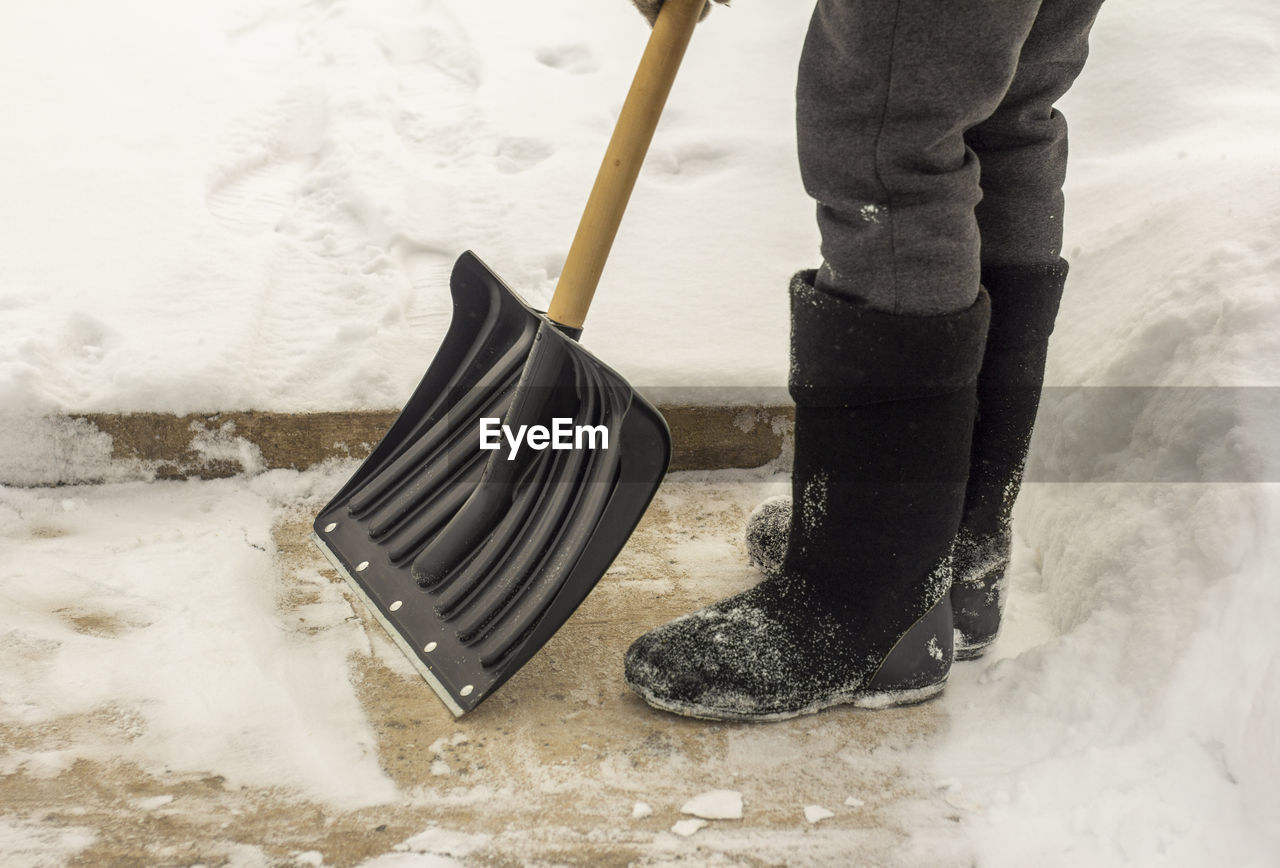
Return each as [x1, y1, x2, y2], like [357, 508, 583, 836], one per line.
[632, 802, 653, 819]
[680, 789, 743, 820]
[133, 795, 174, 811]
[804, 805, 834, 824]
[671, 819, 708, 837]
[843, 796, 865, 808]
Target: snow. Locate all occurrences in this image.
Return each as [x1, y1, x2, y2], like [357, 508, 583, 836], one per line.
[385, 827, 485, 864]
[670, 818, 708, 837]
[0, 470, 397, 809]
[0, 0, 808, 416]
[933, 483, 1280, 865]
[2, 0, 1279, 863]
[803, 805, 834, 824]
[132, 794, 175, 811]
[0, 817, 96, 868]
[0, 0, 1275, 405]
[681, 788, 743, 820]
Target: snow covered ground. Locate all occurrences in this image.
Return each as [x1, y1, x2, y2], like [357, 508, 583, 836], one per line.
[2, 0, 1279, 864]
[0, 0, 814, 415]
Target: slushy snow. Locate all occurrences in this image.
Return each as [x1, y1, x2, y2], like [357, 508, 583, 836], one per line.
[0, 469, 397, 809]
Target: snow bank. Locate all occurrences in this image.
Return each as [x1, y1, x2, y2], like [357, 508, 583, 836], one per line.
[936, 483, 1279, 865]
[927, 0, 1280, 860]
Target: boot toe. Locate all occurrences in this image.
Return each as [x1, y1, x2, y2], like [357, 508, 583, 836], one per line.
[622, 583, 851, 721]
[623, 608, 745, 717]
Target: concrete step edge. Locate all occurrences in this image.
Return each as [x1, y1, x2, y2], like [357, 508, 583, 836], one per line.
[2, 406, 795, 487]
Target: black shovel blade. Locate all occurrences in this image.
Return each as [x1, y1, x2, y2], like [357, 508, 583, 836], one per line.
[313, 251, 671, 716]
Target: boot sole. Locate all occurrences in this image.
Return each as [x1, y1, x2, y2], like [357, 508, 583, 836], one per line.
[954, 641, 991, 661]
[628, 678, 948, 723]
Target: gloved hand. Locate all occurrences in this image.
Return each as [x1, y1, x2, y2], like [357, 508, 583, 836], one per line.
[631, 0, 730, 27]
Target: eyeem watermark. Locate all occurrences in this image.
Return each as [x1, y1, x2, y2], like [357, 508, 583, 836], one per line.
[479, 417, 610, 460]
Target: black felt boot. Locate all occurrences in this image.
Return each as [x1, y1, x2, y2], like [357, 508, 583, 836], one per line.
[745, 261, 1068, 660]
[623, 272, 989, 721]
[949, 259, 1066, 656]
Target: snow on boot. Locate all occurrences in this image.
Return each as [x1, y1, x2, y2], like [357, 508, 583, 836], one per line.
[744, 495, 790, 576]
[623, 272, 990, 721]
[742, 261, 1068, 660]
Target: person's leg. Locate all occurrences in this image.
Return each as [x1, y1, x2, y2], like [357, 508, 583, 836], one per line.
[746, 0, 1107, 659]
[796, 0, 1043, 316]
[623, 0, 1051, 720]
[952, 0, 1104, 655]
[966, 0, 1105, 266]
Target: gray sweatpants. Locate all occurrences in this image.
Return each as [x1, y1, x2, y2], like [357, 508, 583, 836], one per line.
[797, 0, 1105, 315]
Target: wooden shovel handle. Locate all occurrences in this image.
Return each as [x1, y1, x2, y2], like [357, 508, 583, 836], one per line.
[545, 0, 704, 331]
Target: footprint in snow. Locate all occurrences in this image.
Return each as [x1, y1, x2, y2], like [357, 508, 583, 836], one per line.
[205, 88, 329, 235]
[494, 137, 555, 175]
[535, 44, 598, 75]
[387, 24, 482, 88]
[648, 142, 733, 182]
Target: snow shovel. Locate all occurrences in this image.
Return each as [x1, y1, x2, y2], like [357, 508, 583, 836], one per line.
[313, 0, 704, 716]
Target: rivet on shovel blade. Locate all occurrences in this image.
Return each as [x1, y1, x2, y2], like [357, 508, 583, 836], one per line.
[424, 642, 437, 653]
[460, 685, 474, 697]
[356, 561, 369, 572]
[390, 600, 403, 611]
[324, 522, 337, 533]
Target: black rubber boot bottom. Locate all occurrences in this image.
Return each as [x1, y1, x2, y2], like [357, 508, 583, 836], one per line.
[626, 595, 953, 722]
